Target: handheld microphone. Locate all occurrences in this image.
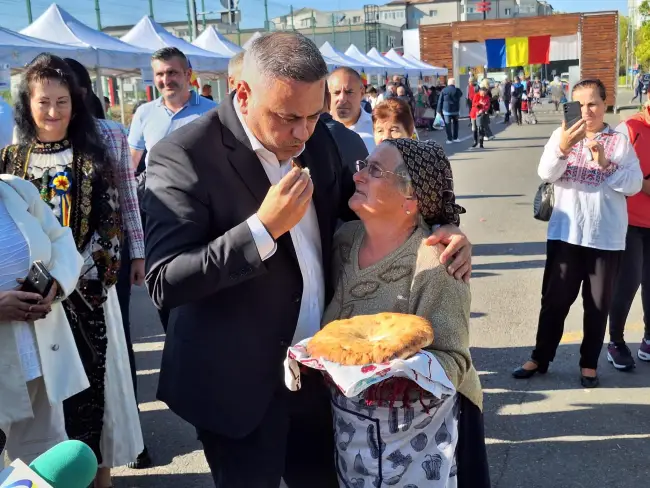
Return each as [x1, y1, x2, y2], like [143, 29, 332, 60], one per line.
[0, 440, 98, 488]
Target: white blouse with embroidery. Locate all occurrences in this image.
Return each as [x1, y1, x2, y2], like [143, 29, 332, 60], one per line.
[26, 149, 108, 281]
[538, 125, 643, 251]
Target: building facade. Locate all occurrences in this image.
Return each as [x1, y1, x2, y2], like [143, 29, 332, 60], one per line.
[272, 0, 553, 32]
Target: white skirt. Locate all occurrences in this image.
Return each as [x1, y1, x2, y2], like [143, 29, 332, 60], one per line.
[98, 286, 144, 468]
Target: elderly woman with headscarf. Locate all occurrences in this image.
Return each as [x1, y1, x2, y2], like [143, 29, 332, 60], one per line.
[322, 138, 489, 487]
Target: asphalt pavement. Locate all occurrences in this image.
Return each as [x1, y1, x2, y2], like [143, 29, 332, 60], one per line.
[113, 106, 648, 488]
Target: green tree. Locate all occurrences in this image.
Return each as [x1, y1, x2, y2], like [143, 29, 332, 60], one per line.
[636, 22, 650, 69]
[620, 15, 630, 74]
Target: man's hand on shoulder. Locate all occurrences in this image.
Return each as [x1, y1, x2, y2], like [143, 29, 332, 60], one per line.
[424, 225, 472, 283]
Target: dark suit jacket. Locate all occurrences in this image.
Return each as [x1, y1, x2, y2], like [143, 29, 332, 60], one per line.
[144, 95, 354, 439]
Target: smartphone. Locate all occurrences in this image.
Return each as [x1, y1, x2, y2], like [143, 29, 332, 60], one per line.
[21, 261, 54, 301]
[563, 101, 582, 128]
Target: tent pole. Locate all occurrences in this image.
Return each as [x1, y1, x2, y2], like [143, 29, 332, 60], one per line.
[119, 78, 126, 126]
[94, 67, 104, 114]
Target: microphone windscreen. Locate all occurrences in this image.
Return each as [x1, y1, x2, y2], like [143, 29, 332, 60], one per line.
[28, 440, 98, 488]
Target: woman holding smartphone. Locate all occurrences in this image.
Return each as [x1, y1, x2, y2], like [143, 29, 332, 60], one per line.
[513, 79, 643, 387]
[0, 54, 143, 487]
[0, 174, 85, 465]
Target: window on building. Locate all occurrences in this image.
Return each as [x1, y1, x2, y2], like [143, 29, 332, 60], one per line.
[467, 7, 475, 13]
[505, 8, 512, 15]
[353, 15, 361, 23]
[391, 11, 396, 19]
[387, 35, 396, 47]
[301, 18, 310, 27]
[429, 9, 438, 16]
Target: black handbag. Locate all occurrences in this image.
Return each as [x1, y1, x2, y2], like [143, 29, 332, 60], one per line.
[533, 182, 554, 221]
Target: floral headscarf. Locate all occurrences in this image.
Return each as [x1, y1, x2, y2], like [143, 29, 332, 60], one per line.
[384, 138, 465, 226]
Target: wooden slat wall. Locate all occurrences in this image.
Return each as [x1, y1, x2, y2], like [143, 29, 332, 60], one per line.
[580, 13, 618, 108]
[420, 12, 618, 107]
[420, 24, 453, 75]
[450, 14, 580, 42]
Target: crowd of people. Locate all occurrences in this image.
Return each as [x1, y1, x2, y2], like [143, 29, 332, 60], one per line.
[0, 30, 647, 488]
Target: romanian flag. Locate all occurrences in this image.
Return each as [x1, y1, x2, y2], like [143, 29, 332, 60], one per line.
[484, 35, 551, 68]
[188, 59, 200, 89]
[506, 37, 528, 67]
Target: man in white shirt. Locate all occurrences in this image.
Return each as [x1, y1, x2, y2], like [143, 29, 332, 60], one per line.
[0, 96, 13, 149]
[328, 67, 376, 151]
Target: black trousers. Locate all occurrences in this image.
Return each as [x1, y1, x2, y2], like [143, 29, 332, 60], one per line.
[197, 372, 337, 488]
[504, 99, 511, 122]
[532, 240, 622, 369]
[512, 99, 523, 124]
[116, 233, 138, 399]
[609, 225, 650, 342]
[443, 114, 459, 141]
[457, 395, 491, 488]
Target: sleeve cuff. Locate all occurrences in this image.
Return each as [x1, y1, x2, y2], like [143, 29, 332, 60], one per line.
[247, 214, 277, 261]
[128, 143, 146, 152]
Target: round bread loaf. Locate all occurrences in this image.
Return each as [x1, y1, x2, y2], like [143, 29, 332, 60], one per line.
[307, 313, 434, 366]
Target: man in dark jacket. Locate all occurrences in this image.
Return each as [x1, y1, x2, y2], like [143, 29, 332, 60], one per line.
[502, 77, 512, 123]
[437, 78, 463, 144]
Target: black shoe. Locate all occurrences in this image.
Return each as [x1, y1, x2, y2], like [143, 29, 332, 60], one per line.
[127, 446, 153, 469]
[512, 361, 548, 379]
[607, 342, 636, 371]
[580, 374, 600, 388]
[471, 142, 478, 148]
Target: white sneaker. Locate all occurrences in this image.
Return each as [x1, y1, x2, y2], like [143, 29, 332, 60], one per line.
[446, 140, 453, 145]
[453, 139, 461, 143]
[489, 136, 496, 140]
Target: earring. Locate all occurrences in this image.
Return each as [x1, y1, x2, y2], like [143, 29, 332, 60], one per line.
[406, 210, 411, 215]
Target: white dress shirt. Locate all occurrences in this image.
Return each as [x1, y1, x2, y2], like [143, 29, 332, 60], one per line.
[349, 108, 376, 153]
[235, 102, 325, 345]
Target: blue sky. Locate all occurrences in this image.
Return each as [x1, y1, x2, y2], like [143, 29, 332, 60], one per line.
[0, 0, 629, 31]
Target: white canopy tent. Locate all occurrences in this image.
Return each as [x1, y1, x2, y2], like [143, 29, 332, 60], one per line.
[343, 45, 387, 75]
[402, 53, 447, 76]
[383, 48, 423, 76]
[366, 48, 404, 74]
[319, 42, 363, 70]
[0, 26, 95, 68]
[21, 4, 150, 73]
[193, 26, 243, 57]
[242, 31, 263, 50]
[122, 16, 229, 73]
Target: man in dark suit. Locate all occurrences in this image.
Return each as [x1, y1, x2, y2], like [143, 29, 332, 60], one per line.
[144, 32, 473, 488]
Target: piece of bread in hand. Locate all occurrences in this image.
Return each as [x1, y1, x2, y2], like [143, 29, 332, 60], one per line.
[307, 313, 434, 366]
[291, 158, 310, 177]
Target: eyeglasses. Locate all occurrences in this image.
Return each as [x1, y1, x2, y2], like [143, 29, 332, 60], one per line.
[355, 159, 414, 196]
[355, 159, 407, 180]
